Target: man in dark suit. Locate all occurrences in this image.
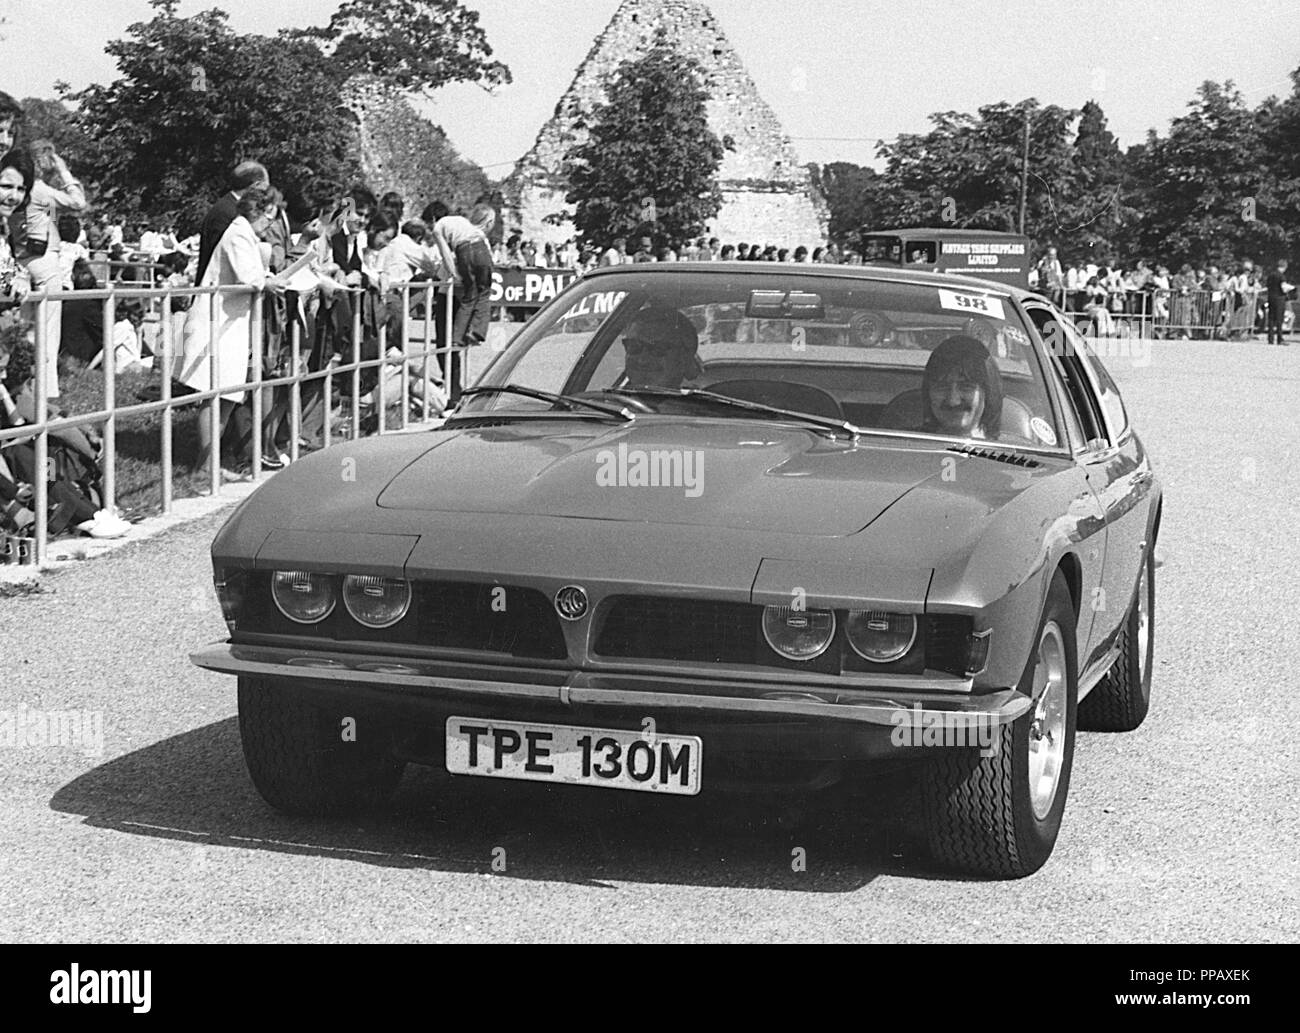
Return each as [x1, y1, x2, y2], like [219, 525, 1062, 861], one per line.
[195, 161, 269, 283]
[1265, 259, 1293, 346]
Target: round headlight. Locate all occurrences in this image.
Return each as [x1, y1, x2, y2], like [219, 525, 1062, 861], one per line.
[271, 570, 336, 624]
[342, 574, 412, 629]
[762, 605, 836, 661]
[846, 611, 917, 663]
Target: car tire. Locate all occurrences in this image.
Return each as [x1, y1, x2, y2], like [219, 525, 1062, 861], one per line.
[921, 571, 1078, 878]
[237, 677, 405, 816]
[1079, 544, 1154, 732]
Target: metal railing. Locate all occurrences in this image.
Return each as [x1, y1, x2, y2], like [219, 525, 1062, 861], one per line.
[1, 277, 458, 566]
[1035, 286, 1275, 340]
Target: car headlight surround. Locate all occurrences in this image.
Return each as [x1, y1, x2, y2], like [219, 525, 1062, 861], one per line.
[271, 570, 337, 624]
[846, 610, 918, 663]
[342, 574, 412, 629]
[762, 605, 837, 661]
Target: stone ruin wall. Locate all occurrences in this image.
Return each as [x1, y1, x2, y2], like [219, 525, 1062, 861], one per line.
[503, 0, 828, 248]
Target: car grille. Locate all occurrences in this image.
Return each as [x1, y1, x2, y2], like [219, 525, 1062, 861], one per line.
[594, 596, 760, 664]
[421, 582, 568, 659]
[595, 596, 973, 677]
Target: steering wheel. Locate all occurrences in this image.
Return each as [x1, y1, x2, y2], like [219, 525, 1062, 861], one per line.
[570, 389, 657, 413]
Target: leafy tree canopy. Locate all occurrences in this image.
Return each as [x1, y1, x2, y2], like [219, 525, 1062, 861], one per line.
[289, 0, 511, 95]
[563, 32, 730, 249]
[67, 0, 359, 232]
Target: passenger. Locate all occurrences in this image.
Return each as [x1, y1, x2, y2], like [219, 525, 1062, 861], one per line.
[620, 306, 702, 390]
[921, 335, 1004, 440]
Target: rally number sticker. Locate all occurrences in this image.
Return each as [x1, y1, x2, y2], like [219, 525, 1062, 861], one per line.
[1030, 417, 1058, 446]
[938, 289, 1005, 321]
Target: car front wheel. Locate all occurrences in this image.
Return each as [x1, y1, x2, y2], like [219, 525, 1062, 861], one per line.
[237, 677, 405, 816]
[921, 571, 1078, 878]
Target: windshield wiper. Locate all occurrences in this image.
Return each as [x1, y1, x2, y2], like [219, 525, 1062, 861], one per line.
[458, 385, 635, 421]
[613, 388, 861, 441]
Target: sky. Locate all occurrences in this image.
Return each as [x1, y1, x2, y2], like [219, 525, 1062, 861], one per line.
[1, 0, 1296, 175]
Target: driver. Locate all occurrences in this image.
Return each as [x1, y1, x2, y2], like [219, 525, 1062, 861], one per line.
[620, 305, 703, 389]
[921, 335, 1004, 440]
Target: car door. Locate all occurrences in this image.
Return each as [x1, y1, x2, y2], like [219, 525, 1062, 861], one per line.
[1065, 329, 1156, 657]
[1022, 304, 1112, 668]
[1040, 310, 1154, 666]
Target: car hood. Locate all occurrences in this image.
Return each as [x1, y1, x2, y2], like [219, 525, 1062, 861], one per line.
[376, 418, 951, 537]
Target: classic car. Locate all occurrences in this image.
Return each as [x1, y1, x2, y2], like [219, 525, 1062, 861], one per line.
[191, 263, 1162, 879]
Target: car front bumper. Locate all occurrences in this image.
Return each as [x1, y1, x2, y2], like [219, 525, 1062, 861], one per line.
[191, 641, 1033, 729]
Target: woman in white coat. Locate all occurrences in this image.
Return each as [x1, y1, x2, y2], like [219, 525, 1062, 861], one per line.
[176, 187, 284, 479]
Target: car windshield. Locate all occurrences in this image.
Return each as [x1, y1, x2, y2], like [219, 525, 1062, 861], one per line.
[464, 270, 1064, 449]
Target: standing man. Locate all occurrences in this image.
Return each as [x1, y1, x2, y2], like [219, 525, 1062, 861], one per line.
[1265, 259, 1293, 346]
[196, 161, 269, 284]
[428, 200, 496, 405]
[1037, 246, 1064, 305]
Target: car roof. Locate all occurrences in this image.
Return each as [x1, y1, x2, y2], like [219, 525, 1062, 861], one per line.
[581, 261, 1034, 301]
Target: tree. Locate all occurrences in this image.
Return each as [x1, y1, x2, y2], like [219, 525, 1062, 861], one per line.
[1130, 81, 1286, 267]
[68, 0, 359, 232]
[17, 98, 92, 166]
[562, 32, 729, 249]
[813, 162, 890, 246]
[288, 0, 511, 95]
[350, 79, 490, 213]
[876, 100, 1080, 247]
[1255, 67, 1300, 265]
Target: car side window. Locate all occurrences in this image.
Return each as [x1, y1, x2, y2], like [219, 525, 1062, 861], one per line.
[1082, 348, 1130, 440]
[1025, 307, 1108, 451]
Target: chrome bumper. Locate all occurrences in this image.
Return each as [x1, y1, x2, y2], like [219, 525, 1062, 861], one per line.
[190, 642, 1034, 728]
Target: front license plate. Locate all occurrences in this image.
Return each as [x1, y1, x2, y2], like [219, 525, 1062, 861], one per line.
[445, 717, 703, 796]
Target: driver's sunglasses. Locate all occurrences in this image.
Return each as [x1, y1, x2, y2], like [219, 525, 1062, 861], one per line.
[623, 336, 678, 359]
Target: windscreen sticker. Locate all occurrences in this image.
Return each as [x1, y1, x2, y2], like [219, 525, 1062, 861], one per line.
[1030, 417, 1058, 446]
[1002, 324, 1028, 344]
[937, 289, 1005, 321]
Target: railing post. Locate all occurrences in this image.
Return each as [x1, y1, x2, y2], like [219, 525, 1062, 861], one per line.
[100, 287, 116, 513]
[443, 279, 455, 401]
[207, 290, 220, 496]
[249, 288, 264, 481]
[160, 288, 173, 514]
[32, 294, 49, 565]
[377, 319, 388, 436]
[422, 282, 433, 422]
[351, 295, 362, 441]
[289, 312, 302, 463]
[398, 283, 410, 431]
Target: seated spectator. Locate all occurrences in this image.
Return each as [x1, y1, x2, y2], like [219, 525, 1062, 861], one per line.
[720, 244, 736, 261]
[0, 338, 128, 538]
[109, 299, 148, 373]
[59, 260, 106, 364]
[138, 220, 168, 260]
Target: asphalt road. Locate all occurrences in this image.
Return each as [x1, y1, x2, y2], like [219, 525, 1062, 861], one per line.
[2, 339, 1297, 943]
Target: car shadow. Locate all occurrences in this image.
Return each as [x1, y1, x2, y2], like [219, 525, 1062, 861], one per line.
[49, 717, 971, 892]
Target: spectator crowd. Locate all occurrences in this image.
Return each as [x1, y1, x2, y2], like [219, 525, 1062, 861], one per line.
[1030, 247, 1295, 343]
